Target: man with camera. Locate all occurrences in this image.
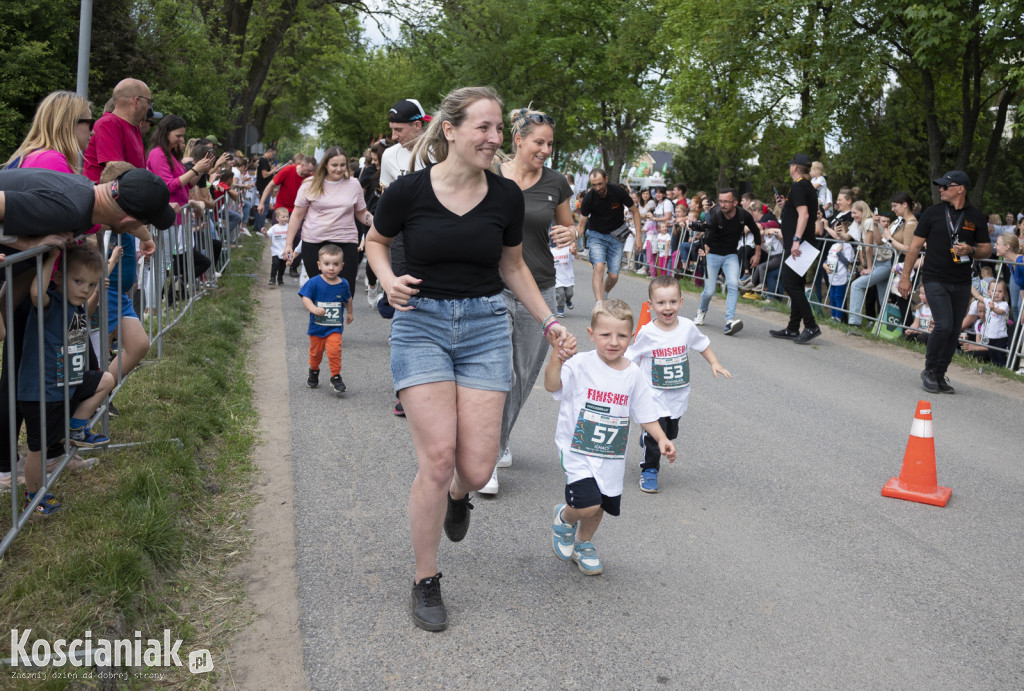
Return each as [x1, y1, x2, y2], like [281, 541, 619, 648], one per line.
[898, 170, 989, 394]
[694, 188, 760, 335]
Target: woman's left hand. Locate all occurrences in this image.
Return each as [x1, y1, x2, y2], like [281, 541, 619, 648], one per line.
[549, 225, 576, 248]
[546, 323, 577, 360]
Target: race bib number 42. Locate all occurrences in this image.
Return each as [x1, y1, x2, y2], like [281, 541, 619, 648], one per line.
[651, 353, 689, 389]
[571, 407, 629, 460]
[315, 301, 343, 326]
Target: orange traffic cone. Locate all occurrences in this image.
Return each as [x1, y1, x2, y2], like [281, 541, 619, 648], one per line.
[634, 301, 651, 338]
[881, 400, 951, 507]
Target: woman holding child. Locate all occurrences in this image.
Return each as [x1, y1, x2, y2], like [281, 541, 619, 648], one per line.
[283, 146, 371, 291]
[365, 87, 576, 632]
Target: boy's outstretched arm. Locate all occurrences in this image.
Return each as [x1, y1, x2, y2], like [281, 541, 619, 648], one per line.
[544, 349, 564, 393]
[638, 420, 677, 462]
[700, 346, 732, 379]
[29, 249, 59, 309]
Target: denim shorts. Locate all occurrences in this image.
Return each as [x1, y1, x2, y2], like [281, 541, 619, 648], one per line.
[390, 294, 512, 393]
[586, 230, 625, 275]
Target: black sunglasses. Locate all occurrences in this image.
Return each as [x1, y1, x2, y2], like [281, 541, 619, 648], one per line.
[519, 113, 555, 127]
[939, 183, 962, 190]
[77, 117, 95, 128]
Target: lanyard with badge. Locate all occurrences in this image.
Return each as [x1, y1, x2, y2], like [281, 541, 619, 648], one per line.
[945, 206, 970, 264]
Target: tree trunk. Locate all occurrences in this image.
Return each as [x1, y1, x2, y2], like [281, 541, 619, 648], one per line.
[920, 67, 944, 204]
[970, 87, 1018, 206]
[953, 13, 983, 172]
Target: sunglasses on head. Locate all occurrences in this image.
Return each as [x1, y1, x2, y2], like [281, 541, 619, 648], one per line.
[519, 113, 555, 127]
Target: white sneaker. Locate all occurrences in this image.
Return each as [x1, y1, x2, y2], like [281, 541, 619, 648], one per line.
[496, 447, 512, 468]
[636, 268, 646, 276]
[367, 288, 378, 308]
[694, 310, 707, 326]
[724, 319, 743, 336]
[479, 467, 499, 495]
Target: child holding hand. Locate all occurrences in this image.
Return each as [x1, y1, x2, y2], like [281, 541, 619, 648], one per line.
[545, 298, 676, 576]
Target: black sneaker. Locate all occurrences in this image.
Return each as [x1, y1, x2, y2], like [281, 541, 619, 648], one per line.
[268, 278, 276, 286]
[443, 493, 473, 542]
[289, 267, 300, 277]
[794, 326, 822, 344]
[277, 280, 284, 286]
[307, 368, 320, 389]
[920, 369, 940, 394]
[330, 374, 346, 393]
[411, 573, 447, 631]
[936, 373, 955, 394]
[770, 328, 800, 340]
[106, 401, 120, 418]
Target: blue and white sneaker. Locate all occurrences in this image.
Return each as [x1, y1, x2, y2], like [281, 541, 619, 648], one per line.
[69, 426, 110, 449]
[572, 541, 603, 575]
[640, 468, 659, 493]
[551, 504, 576, 561]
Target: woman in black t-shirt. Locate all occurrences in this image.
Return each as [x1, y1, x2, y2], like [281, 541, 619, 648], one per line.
[366, 87, 576, 632]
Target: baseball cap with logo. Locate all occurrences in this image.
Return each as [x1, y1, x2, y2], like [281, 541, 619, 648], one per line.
[113, 169, 176, 230]
[932, 170, 971, 188]
[388, 99, 431, 124]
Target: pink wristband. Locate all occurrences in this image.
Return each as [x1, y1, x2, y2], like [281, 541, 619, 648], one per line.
[543, 320, 561, 337]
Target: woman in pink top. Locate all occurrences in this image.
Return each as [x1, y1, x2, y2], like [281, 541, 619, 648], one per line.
[283, 146, 371, 288]
[4, 90, 94, 173]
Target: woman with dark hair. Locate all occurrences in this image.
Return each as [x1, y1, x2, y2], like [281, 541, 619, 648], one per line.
[284, 145, 370, 289]
[365, 87, 575, 631]
[883, 191, 920, 323]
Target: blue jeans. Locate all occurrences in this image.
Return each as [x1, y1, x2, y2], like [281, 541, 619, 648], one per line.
[586, 230, 625, 276]
[699, 253, 740, 322]
[848, 258, 893, 325]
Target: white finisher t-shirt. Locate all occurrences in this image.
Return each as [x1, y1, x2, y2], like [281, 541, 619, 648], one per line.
[625, 318, 710, 419]
[379, 144, 414, 187]
[552, 350, 666, 497]
[552, 245, 574, 288]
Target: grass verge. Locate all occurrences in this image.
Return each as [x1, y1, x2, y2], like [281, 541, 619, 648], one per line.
[0, 239, 263, 689]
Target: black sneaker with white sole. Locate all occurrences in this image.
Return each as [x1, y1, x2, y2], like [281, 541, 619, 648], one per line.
[794, 326, 822, 344]
[307, 368, 320, 388]
[330, 374, 346, 393]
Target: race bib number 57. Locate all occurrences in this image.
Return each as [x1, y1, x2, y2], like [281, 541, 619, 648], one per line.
[651, 352, 689, 389]
[571, 407, 629, 460]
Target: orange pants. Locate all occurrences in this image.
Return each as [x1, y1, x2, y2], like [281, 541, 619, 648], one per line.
[309, 333, 342, 375]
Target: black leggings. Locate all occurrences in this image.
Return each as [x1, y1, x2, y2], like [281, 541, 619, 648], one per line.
[301, 241, 358, 288]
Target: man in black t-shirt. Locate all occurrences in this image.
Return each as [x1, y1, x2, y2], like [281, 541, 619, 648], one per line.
[898, 170, 990, 394]
[695, 188, 761, 335]
[575, 168, 642, 301]
[770, 153, 821, 344]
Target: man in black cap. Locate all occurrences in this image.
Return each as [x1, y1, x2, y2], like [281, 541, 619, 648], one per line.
[770, 153, 820, 344]
[898, 170, 989, 393]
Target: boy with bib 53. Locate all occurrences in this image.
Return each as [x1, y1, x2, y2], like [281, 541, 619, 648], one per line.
[545, 298, 675, 575]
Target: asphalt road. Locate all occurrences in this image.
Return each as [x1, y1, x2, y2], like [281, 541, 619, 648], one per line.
[276, 259, 1023, 689]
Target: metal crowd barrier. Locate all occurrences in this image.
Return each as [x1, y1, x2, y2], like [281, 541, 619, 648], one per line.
[1, 210, 231, 556]
[619, 223, 1022, 372]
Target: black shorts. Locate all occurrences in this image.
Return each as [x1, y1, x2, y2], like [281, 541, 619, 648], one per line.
[18, 370, 104, 452]
[565, 477, 621, 516]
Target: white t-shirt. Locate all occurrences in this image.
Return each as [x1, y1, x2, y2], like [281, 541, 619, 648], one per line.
[846, 219, 864, 242]
[552, 350, 666, 497]
[625, 318, 710, 419]
[654, 199, 674, 220]
[379, 144, 414, 187]
[981, 300, 1009, 339]
[826, 242, 854, 286]
[812, 175, 832, 209]
[268, 222, 289, 258]
[656, 232, 671, 257]
[914, 304, 933, 332]
[552, 245, 574, 287]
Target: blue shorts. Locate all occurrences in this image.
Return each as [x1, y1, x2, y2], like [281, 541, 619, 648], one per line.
[390, 294, 512, 393]
[586, 230, 624, 276]
[565, 477, 621, 516]
[106, 285, 139, 334]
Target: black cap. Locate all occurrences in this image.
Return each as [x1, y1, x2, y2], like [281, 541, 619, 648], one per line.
[932, 170, 970, 188]
[787, 153, 812, 167]
[113, 169, 176, 230]
[146, 107, 163, 122]
[388, 99, 431, 123]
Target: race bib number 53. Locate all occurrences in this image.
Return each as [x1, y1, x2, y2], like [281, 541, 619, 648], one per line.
[315, 301, 343, 326]
[571, 407, 629, 460]
[651, 353, 689, 389]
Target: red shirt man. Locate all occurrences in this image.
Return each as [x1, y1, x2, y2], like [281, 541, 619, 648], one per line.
[83, 78, 152, 182]
[271, 158, 314, 212]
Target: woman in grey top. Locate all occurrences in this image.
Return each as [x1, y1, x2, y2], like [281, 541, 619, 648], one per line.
[482, 106, 575, 495]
